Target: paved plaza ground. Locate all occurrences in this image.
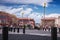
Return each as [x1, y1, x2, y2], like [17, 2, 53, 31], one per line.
[0, 29, 60, 40]
[0, 29, 60, 37]
[0, 34, 60, 40]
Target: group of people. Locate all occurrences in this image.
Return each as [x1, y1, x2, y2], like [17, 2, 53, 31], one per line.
[42, 25, 51, 31]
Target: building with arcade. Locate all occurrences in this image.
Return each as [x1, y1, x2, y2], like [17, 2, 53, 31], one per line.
[0, 11, 18, 27]
[18, 18, 35, 29]
[41, 16, 60, 29]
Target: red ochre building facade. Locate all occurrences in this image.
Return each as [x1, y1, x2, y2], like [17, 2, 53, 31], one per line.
[18, 18, 35, 28]
[0, 11, 11, 25]
[41, 17, 60, 28]
[41, 17, 56, 28]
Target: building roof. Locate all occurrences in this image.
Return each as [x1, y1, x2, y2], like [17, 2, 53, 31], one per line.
[0, 11, 17, 19]
[41, 17, 56, 21]
[17, 18, 35, 22]
[18, 18, 33, 20]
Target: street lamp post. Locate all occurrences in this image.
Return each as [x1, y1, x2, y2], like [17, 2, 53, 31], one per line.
[44, 3, 46, 20]
[43, 2, 46, 31]
[22, 12, 25, 34]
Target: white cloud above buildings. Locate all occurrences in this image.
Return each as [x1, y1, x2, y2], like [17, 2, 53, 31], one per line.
[1, 0, 52, 7]
[45, 13, 60, 18]
[28, 12, 42, 23]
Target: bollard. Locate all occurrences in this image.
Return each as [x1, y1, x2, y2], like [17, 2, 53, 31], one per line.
[51, 27, 57, 40]
[17, 28, 19, 33]
[9, 27, 11, 31]
[59, 28, 60, 32]
[23, 25, 25, 34]
[13, 28, 15, 32]
[48, 28, 50, 31]
[2, 26, 8, 40]
[10, 27, 12, 32]
[8, 27, 10, 31]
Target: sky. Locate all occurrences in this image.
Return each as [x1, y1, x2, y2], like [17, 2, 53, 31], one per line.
[0, 0, 60, 23]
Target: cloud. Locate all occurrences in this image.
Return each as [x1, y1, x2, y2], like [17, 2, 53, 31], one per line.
[1, 0, 52, 7]
[45, 13, 60, 18]
[0, 5, 23, 14]
[23, 8, 33, 14]
[0, 5, 12, 11]
[19, 8, 33, 18]
[0, 5, 33, 17]
[34, 6, 38, 9]
[28, 12, 42, 23]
